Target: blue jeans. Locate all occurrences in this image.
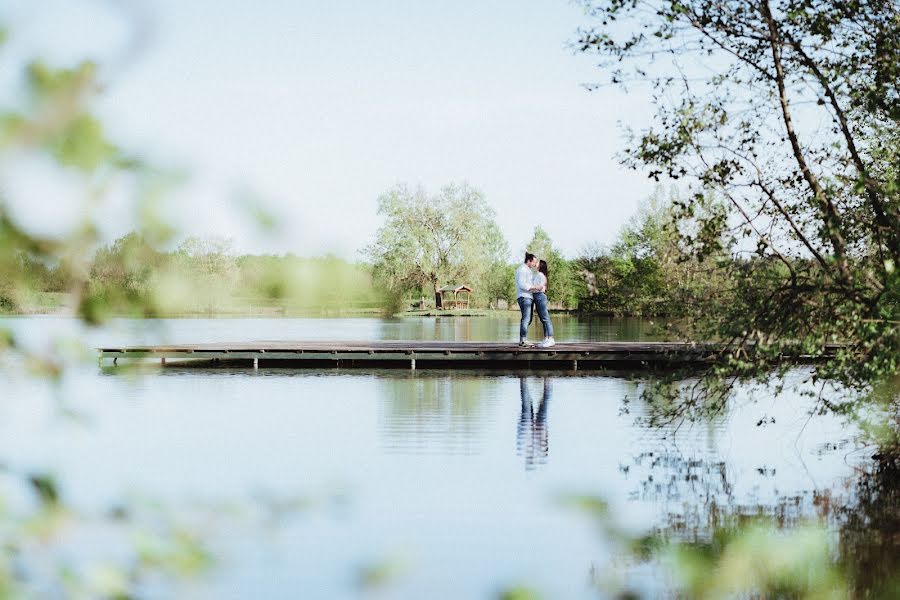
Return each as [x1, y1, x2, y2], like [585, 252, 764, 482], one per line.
[517, 297, 533, 341]
[532, 292, 554, 337]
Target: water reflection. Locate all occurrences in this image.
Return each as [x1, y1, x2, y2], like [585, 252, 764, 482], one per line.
[376, 373, 500, 454]
[0, 315, 661, 353]
[517, 377, 552, 471]
[838, 453, 900, 597]
[617, 416, 900, 596]
[375, 314, 659, 343]
[628, 449, 824, 543]
[619, 446, 900, 597]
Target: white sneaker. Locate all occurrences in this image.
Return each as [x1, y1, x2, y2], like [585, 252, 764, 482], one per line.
[539, 337, 556, 348]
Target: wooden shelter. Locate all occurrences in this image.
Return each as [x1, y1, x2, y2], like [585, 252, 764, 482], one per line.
[437, 285, 472, 309]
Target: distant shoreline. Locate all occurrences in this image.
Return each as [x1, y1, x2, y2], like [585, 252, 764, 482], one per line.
[2, 293, 644, 319]
[2, 308, 651, 319]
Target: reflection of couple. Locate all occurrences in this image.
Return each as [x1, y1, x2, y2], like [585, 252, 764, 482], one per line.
[517, 376, 552, 470]
[515, 252, 555, 348]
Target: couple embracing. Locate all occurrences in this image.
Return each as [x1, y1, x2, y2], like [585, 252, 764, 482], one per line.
[515, 252, 556, 348]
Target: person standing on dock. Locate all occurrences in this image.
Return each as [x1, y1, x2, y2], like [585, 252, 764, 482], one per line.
[516, 252, 540, 347]
[532, 260, 555, 348]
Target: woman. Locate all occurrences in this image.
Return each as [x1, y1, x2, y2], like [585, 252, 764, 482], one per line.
[531, 260, 555, 348]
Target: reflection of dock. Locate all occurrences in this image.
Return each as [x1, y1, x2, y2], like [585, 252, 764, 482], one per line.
[96, 340, 764, 369]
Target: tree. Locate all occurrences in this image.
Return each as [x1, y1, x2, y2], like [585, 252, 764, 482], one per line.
[364, 182, 509, 310]
[577, 0, 900, 415]
[174, 235, 239, 313]
[576, 187, 728, 316]
[86, 232, 169, 320]
[481, 261, 517, 308]
[476, 222, 514, 308]
[0, 56, 179, 323]
[576, 195, 673, 315]
[609, 189, 675, 314]
[0, 31, 217, 596]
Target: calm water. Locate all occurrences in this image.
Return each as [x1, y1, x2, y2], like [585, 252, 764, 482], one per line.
[0, 315, 883, 598]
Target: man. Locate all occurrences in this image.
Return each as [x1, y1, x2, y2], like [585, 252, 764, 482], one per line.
[516, 252, 539, 346]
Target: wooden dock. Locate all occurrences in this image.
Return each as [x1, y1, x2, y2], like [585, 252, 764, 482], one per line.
[97, 341, 727, 370]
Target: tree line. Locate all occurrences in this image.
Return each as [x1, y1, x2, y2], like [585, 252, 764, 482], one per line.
[574, 0, 900, 419]
[2, 232, 380, 319]
[361, 180, 733, 317]
[3, 183, 728, 318]
[6, 176, 896, 330]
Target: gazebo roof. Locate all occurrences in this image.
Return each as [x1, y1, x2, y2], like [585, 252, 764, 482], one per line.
[437, 284, 473, 293]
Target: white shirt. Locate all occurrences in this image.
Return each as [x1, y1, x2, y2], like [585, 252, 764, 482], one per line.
[516, 263, 534, 300]
[533, 272, 547, 293]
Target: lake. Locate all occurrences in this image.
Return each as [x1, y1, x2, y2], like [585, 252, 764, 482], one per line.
[0, 315, 886, 598]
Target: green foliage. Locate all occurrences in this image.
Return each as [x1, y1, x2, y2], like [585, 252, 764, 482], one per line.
[566, 490, 854, 599]
[356, 557, 408, 591]
[133, 528, 213, 577]
[497, 586, 542, 600]
[0, 250, 70, 313]
[170, 235, 239, 314]
[668, 520, 848, 599]
[235, 253, 377, 312]
[51, 113, 117, 171]
[837, 450, 900, 599]
[480, 260, 517, 307]
[83, 232, 168, 322]
[4, 229, 381, 317]
[0, 54, 164, 323]
[364, 182, 510, 312]
[78, 234, 381, 316]
[2, 60, 119, 173]
[28, 473, 60, 508]
[0, 468, 217, 599]
[576, 187, 723, 316]
[576, 0, 900, 410]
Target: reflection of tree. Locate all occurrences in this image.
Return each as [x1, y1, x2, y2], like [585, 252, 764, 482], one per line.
[517, 377, 552, 471]
[625, 440, 829, 539]
[633, 375, 743, 430]
[625, 440, 900, 596]
[837, 455, 900, 597]
[377, 374, 496, 454]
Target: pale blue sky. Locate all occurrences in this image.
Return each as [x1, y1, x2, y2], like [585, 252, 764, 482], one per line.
[1, 0, 656, 260]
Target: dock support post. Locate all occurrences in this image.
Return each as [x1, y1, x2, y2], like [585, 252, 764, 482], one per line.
[161, 357, 166, 367]
[253, 357, 258, 370]
[573, 359, 578, 371]
[410, 358, 416, 370]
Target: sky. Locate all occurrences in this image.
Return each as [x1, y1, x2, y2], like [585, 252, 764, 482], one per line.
[0, 0, 658, 261]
